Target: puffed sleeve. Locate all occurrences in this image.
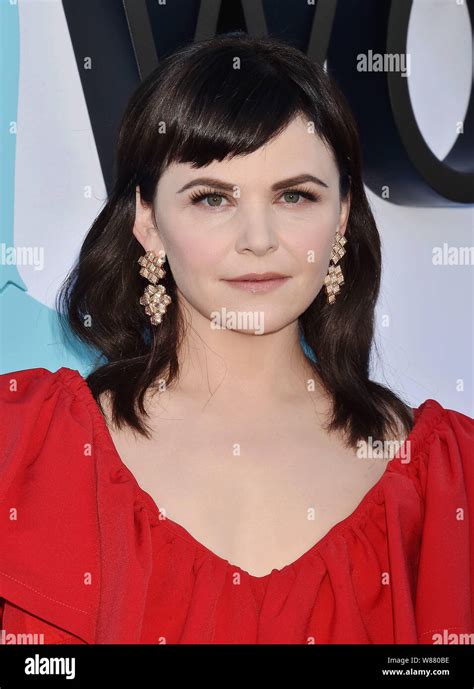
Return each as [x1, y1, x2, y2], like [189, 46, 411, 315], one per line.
[0, 368, 100, 644]
[415, 406, 474, 643]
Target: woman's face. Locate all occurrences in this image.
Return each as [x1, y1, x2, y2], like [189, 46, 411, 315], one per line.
[134, 115, 350, 335]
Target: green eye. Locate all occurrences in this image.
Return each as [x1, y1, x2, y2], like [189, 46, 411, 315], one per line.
[206, 195, 223, 207]
[189, 187, 320, 209]
[283, 192, 301, 204]
[190, 190, 228, 207]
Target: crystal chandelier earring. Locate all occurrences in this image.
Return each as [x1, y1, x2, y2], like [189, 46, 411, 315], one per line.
[137, 250, 172, 325]
[324, 231, 347, 305]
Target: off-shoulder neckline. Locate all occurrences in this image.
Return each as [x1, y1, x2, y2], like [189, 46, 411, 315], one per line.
[56, 366, 448, 581]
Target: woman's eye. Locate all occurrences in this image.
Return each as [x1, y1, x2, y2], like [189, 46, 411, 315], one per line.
[280, 190, 319, 204]
[190, 191, 229, 208]
[189, 188, 319, 208]
[282, 191, 302, 204]
[204, 194, 225, 207]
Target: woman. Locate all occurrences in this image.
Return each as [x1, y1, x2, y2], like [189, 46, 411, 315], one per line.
[0, 33, 472, 645]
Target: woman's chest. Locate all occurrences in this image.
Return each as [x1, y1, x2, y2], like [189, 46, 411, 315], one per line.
[104, 409, 389, 577]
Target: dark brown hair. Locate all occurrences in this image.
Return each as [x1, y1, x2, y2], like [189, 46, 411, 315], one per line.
[56, 32, 413, 448]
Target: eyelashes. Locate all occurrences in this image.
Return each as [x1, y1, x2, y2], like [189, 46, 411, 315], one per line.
[189, 186, 321, 207]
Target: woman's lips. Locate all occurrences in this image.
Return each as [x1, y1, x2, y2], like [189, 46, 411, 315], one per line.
[223, 277, 290, 293]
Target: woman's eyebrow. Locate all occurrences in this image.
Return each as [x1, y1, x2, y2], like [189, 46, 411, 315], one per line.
[176, 173, 329, 194]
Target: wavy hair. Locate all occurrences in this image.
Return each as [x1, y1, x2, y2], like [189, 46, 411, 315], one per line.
[56, 32, 414, 448]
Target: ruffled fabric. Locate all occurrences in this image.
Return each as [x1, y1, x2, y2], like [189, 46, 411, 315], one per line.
[0, 366, 473, 644]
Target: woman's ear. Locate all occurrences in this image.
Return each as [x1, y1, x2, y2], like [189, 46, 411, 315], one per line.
[338, 191, 351, 237]
[132, 185, 165, 254]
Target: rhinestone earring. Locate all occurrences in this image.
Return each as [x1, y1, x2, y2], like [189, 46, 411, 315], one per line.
[324, 231, 347, 305]
[137, 250, 172, 325]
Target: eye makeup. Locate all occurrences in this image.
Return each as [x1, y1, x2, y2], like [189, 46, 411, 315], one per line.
[189, 185, 321, 207]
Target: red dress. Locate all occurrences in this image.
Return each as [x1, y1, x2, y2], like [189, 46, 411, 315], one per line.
[0, 366, 473, 644]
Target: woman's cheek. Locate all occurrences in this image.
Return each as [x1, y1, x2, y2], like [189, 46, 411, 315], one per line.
[168, 243, 219, 287]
